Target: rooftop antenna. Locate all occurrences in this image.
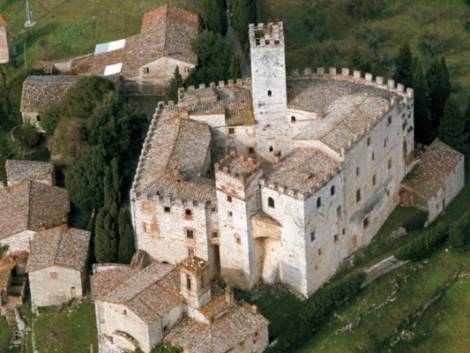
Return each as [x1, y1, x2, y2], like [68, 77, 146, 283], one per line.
[24, 0, 36, 28]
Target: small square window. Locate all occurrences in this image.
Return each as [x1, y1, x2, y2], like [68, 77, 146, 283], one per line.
[384, 138, 388, 148]
[228, 211, 233, 217]
[144, 67, 150, 74]
[211, 206, 217, 213]
[388, 159, 392, 170]
[235, 233, 241, 244]
[356, 188, 361, 203]
[248, 147, 255, 154]
[228, 127, 235, 135]
[185, 209, 192, 217]
[317, 197, 321, 208]
[342, 228, 346, 235]
[227, 195, 233, 202]
[186, 229, 194, 239]
[330, 185, 335, 196]
[334, 234, 338, 242]
[212, 231, 219, 238]
[164, 206, 171, 213]
[372, 152, 375, 161]
[310, 231, 316, 242]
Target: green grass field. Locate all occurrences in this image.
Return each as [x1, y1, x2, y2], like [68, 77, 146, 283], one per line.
[0, 316, 14, 353]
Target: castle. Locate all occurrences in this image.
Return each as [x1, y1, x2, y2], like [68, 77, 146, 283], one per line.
[131, 21, 415, 298]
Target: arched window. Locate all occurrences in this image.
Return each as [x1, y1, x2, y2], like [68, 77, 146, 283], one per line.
[268, 197, 275, 208]
[317, 197, 321, 208]
[330, 185, 335, 196]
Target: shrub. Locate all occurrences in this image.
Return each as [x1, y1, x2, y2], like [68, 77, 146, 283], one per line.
[396, 223, 449, 261]
[40, 109, 61, 137]
[15, 123, 40, 148]
[346, 0, 387, 19]
[448, 212, 470, 251]
[403, 210, 428, 232]
[267, 272, 365, 352]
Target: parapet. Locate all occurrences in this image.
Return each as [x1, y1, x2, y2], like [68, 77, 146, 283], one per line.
[215, 153, 262, 184]
[178, 78, 252, 104]
[288, 67, 414, 101]
[249, 22, 285, 48]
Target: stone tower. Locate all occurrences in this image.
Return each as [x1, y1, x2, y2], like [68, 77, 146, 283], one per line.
[249, 22, 289, 161]
[179, 256, 211, 309]
[0, 15, 9, 64]
[215, 153, 263, 289]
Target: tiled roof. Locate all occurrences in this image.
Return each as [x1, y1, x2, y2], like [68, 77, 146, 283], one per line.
[0, 180, 70, 240]
[402, 139, 464, 200]
[6, 159, 53, 184]
[27, 227, 90, 272]
[133, 107, 215, 202]
[265, 148, 341, 196]
[21, 75, 80, 113]
[91, 262, 182, 324]
[69, 5, 198, 78]
[165, 302, 269, 353]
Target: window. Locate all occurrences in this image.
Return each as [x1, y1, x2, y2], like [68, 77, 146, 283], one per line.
[186, 229, 194, 239]
[356, 167, 360, 176]
[317, 197, 322, 208]
[372, 174, 377, 186]
[268, 197, 275, 208]
[388, 159, 392, 170]
[356, 188, 361, 203]
[291, 116, 296, 122]
[228, 211, 233, 217]
[144, 67, 150, 74]
[228, 127, 235, 135]
[212, 231, 219, 238]
[334, 234, 339, 243]
[384, 138, 388, 148]
[188, 248, 195, 257]
[186, 275, 192, 290]
[318, 248, 322, 256]
[387, 116, 392, 126]
[185, 209, 193, 218]
[342, 228, 346, 235]
[337, 206, 342, 218]
[367, 137, 371, 146]
[248, 147, 255, 154]
[235, 233, 241, 244]
[330, 185, 336, 196]
[363, 217, 370, 228]
[227, 195, 233, 202]
[123, 310, 127, 315]
[269, 146, 274, 152]
[267, 90, 272, 97]
[211, 206, 217, 213]
[372, 152, 375, 161]
[164, 206, 171, 213]
[310, 231, 316, 242]
[37, 115, 41, 122]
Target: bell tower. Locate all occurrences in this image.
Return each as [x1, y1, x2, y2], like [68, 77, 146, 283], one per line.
[179, 256, 211, 309]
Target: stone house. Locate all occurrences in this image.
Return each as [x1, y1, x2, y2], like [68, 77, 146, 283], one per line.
[91, 256, 268, 353]
[51, 5, 199, 96]
[20, 75, 81, 131]
[26, 226, 90, 310]
[401, 139, 465, 224]
[5, 159, 55, 187]
[131, 21, 420, 297]
[0, 14, 9, 64]
[0, 254, 28, 322]
[0, 179, 70, 254]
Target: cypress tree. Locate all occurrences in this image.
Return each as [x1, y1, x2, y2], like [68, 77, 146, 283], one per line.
[463, 97, 470, 154]
[438, 97, 465, 152]
[94, 209, 117, 263]
[203, 0, 227, 35]
[231, 0, 257, 43]
[118, 207, 136, 263]
[393, 44, 414, 88]
[426, 56, 452, 132]
[229, 57, 241, 80]
[413, 61, 433, 144]
[165, 67, 184, 103]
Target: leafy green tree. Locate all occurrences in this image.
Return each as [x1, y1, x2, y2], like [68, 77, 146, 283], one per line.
[413, 61, 433, 144]
[203, 0, 227, 35]
[230, 0, 257, 43]
[94, 208, 118, 263]
[15, 123, 40, 149]
[118, 207, 136, 263]
[186, 31, 235, 85]
[60, 77, 115, 118]
[40, 108, 61, 137]
[393, 44, 414, 88]
[439, 97, 465, 152]
[426, 57, 452, 132]
[165, 66, 184, 103]
[64, 146, 106, 212]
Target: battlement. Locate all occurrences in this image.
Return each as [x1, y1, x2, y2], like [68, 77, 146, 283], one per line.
[249, 22, 285, 48]
[288, 67, 414, 101]
[178, 78, 252, 101]
[215, 153, 262, 184]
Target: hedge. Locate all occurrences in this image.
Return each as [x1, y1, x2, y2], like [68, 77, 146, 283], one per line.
[449, 211, 470, 251]
[267, 272, 365, 353]
[396, 223, 448, 261]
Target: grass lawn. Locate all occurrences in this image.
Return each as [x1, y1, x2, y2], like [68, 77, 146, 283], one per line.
[0, 316, 14, 353]
[34, 298, 98, 353]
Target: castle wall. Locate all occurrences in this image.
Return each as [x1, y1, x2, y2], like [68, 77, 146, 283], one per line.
[29, 266, 84, 310]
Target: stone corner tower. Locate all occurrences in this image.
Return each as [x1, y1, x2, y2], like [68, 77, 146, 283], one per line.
[249, 22, 289, 161]
[179, 256, 211, 309]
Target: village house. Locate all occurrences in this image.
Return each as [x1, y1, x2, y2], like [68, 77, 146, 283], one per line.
[0, 159, 70, 254]
[130, 21, 430, 297]
[0, 14, 9, 64]
[50, 5, 199, 96]
[5, 159, 55, 187]
[91, 256, 268, 353]
[20, 75, 81, 131]
[26, 226, 90, 310]
[400, 139, 465, 224]
[0, 254, 28, 324]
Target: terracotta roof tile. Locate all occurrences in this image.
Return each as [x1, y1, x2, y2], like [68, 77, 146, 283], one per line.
[6, 160, 54, 185]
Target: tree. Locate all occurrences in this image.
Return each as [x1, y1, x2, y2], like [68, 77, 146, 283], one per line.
[426, 57, 452, 132]
[118, 207, 136, 263]
[64, 146, 106, 212]
[464, 97, 470, 154]
[230, 0, 257, 43]
[438, 97, 465, 152]
[346, 0, 386, 19]
[94, 208, 118, 263]
[15, 123, 40, 149]
[165, 66, 184, 103]
[413, 61, 433, 144]
[229, 57, 241, 80]
[393, 44, 414, 88]
[203, 0, 227, 35]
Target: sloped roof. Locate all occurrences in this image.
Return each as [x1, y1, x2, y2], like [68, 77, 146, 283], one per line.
[91, 262, 183, 324]
[27, 227, 90, 272]
[6, 159, 53, 184]
[70, 5, 198, 78]
[21, 75, 80, 113]
[402, 139, 464, 200]
[0, 180, 70, 240]
[165, 302, 269, 353]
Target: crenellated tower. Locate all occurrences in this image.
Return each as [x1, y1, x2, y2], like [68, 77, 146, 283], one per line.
[249, 22, 290, 161]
